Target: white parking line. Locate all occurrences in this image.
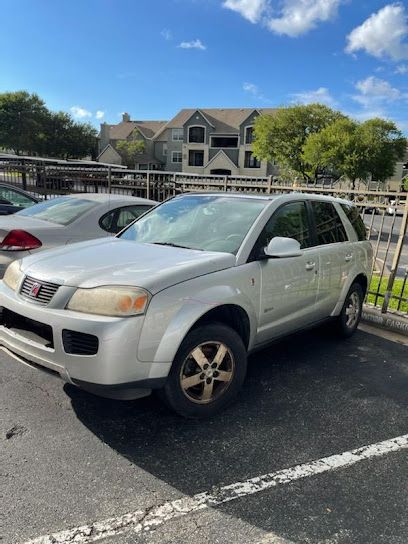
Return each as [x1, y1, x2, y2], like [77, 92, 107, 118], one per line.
[25, 434, 408, 544]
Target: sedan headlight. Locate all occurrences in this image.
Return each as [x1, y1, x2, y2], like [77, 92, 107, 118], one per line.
[3, 260, 23, 291]
[67, 286, 151, 317]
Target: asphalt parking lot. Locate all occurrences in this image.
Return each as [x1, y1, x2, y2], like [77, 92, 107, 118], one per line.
[1, 327, 407, 544]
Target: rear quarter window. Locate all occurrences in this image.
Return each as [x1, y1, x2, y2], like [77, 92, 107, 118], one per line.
[340, 204, 367, 241]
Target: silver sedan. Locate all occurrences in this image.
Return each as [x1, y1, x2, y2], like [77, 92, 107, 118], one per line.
[0, 193, 156, 277]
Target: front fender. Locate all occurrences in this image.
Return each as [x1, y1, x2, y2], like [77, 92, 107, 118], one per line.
[137, 268, 260, 364]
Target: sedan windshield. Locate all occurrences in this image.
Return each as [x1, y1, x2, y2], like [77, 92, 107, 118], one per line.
[119, 195, 267, 254]
[17, 197, 98, 225]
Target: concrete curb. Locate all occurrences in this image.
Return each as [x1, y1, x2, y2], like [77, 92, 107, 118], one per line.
[362, 305, 408, 337]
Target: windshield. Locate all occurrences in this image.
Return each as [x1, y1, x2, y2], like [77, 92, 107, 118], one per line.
[118, 195, 267, 254]
[16, 196, 98, 225]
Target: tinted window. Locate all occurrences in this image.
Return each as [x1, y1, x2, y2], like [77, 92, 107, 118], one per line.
[100, 205, 152, 234]
[17, 196, 97, 225]
[0, 187, 36, 208]
[341, 204, 367, 241]
[189, 126, 205, 143]
[253, 201, 311, 257]
[311, 201, 348, 245]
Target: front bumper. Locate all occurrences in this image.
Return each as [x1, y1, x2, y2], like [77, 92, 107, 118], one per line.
[0, 281, 171, 397]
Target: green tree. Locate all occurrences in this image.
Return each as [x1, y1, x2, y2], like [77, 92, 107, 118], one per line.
[358, 118, 406, 183]
[0, 91, 98, 159]
[116, 139, 145, 168]
[252, 104, 345, 182]
[302, 117, 406, 188]
[302, 118, 370, 188]
[0, 91, 48, 155]
[60, 119, 98, 159]
[402, 176, 408, 191]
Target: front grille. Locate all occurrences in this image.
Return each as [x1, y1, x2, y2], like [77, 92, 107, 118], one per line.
[62, 329, 99, 356]
[0, 307, 54, 348]
[20, 276, 60, 305]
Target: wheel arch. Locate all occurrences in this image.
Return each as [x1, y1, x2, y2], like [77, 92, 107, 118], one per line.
[186, 304, 251, 349]
[331, 272, 368, 316]
[352, 273, 368, 296]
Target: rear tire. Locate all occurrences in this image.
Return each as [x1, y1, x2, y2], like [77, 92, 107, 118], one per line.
[334, 283, 364, 338]
[160, 323, 247, 418]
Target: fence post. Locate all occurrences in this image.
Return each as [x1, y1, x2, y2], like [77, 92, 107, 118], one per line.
[146, 172, 150, 200]
[381, 197, 408, 313]
[21, 161, 27, 191]
[224, 176, 228, 191]
[107, 166, 112, 194]
[268, 175, 273, 194]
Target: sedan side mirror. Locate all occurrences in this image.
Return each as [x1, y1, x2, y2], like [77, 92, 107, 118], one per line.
[263, 237, 302, 258]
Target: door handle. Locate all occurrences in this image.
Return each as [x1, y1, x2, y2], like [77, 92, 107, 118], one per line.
[345, 254, 353, 262]
[305, 261, 315, 271]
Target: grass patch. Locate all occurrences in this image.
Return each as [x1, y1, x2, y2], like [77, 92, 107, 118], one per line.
[367, 276, 408, 313]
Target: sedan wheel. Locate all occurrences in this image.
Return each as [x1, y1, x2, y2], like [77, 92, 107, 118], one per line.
[161, 323, 247, 418]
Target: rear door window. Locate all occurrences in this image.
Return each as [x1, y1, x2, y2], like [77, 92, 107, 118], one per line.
[100, 205, 152, 234]
[340, 204, 367, 241]
[311, 201, 348, 245]
[0, 186, 36, 208]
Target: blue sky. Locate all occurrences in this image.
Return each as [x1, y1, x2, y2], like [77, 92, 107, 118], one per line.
[1, 0, 407, 130]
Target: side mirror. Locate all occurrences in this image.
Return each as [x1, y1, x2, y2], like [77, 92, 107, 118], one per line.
[263, 236, 302, 258]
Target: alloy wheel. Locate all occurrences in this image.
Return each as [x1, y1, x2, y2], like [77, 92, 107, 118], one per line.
[179, 341, 235, 404]
[345, 291, 360, 329]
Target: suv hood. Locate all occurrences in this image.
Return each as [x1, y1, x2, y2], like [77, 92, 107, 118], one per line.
[19, 238, 235, 294]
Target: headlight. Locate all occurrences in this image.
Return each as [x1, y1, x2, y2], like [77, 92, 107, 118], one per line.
[67, 286, 151, 317]
[3, 260, 23, 291]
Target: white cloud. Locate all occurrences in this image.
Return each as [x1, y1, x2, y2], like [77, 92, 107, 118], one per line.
[267, 0, 343, 37]
[95, 110, 105, 120]
[346, 3, 408, 61]
[242, 81, 273, 103]
[243, 82, 260, 94]
[223, 0, 268, 23]
[70, 106, 92, 119]
[224, 0, 343, 37]
[291, 87, 337, 106]
[178, 39, 206, 50]
[161, 28, 172, 40]
[395, 64, 408, 74]
[352, 76, 402, 108]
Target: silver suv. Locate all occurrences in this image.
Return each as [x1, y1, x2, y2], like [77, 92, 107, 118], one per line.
[0, 193, 372, 417]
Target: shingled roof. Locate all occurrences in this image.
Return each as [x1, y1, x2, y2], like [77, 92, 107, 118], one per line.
[107, 120, 167, 140]
[153, 108, 277, 139]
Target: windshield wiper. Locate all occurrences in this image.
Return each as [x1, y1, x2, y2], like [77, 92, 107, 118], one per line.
[152, 242, 197, 250]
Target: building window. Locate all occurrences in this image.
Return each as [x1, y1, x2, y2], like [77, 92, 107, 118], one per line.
[172, 128, 184, 141]
[244, 151, 261, 168]
[211, 136, 238, 148]
[163, 143, 168, 157]
[189, 150, 204, 167]
[188, 126, 205, 143]
[171, 151, 182, 163]
[245, 126, 254, 144]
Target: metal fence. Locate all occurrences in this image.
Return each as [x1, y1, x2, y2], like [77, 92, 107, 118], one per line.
[0, 154, 407, 317]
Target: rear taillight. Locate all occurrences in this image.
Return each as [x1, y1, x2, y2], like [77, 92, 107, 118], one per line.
[0, 230, 42, 251]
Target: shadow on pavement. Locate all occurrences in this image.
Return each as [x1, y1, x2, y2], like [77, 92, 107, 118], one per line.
[66, 328, 408, 499]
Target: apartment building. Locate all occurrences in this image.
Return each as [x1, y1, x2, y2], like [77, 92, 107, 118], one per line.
[98, 108, 279, 176]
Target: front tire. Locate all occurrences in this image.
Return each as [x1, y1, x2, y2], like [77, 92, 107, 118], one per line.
[334, 283, 364, 338]
[161, 323, 247, 418]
